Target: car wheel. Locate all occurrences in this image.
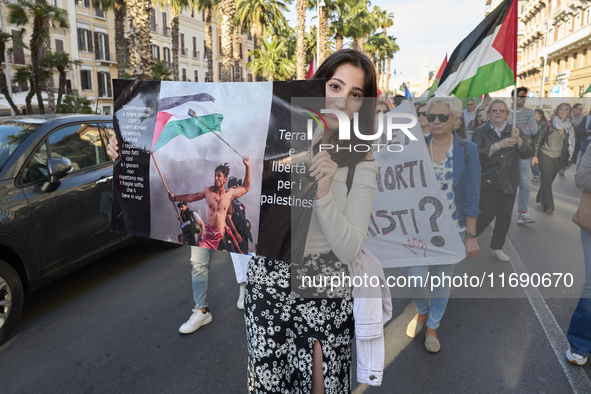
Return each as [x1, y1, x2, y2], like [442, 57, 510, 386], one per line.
[0, 260, 24, 344]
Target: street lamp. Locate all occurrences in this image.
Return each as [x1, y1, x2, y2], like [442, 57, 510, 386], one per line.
[317, 0, 326, 66]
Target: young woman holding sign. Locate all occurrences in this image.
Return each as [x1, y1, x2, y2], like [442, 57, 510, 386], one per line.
[406, 97, 481, 353]
[244, 49, 378, 393]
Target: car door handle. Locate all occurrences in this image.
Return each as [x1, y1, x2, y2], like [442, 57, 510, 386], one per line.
[96, 175, 113, 184]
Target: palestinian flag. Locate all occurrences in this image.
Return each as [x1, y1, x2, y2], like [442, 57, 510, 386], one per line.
[428, 54, 448, 97]
[434, 0, 517, 97]
[152, 93, 224, 152]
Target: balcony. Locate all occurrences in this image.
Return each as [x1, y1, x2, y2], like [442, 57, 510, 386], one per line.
[163, 26, 169, 36]
[7, 52, 31, 65]
[544, 23, 591, 58]
[95, 7, 104, 18]
[193, 50, 200, 60]
[151, 24, 158, 33]
[181, 48, 187, 56]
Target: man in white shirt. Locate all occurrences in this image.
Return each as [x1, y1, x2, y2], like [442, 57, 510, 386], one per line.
[463, 98, 476, 130]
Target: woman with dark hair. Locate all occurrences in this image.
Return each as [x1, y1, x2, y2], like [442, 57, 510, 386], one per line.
[531, 109, 547, 180]
[453, 115, 467, 139]
[531, 103, 576, 213]
[535, 108, 547, 128]
[467, 107, 487, 141]
[417, 103, 430, 135]
[245, 49, 378, 393]
[473, 99, 533, 262]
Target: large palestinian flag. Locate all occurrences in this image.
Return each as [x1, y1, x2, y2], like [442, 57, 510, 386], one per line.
[434, 0, 517, 97]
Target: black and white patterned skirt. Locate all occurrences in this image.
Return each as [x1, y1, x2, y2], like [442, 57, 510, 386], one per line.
[244, 252, 354, 393]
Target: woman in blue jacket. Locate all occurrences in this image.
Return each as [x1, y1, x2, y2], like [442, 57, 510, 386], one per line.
[406, 97, 482, 353]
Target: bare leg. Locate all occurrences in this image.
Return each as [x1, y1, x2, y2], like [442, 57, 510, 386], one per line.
[311, 341, 324, 394]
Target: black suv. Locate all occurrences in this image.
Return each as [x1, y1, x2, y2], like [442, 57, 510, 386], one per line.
[0, 115, 132, 344]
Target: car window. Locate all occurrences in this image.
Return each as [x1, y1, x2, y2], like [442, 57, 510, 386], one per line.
[48, 123, 109, 171]
[21, 141, 49, 184]
[0, 123, 40, 171]
[100, 123, 115, 148]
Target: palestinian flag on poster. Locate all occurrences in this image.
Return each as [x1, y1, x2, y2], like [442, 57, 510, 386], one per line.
[428, 54, 448, 97]
[434, 0, 517, 97]
[152, 93, 224, 152]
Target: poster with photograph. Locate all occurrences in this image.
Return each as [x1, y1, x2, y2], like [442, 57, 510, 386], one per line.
[111, 79, 324, 264]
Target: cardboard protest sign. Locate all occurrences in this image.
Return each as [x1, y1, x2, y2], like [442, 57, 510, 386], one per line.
[111, 79, 324, 264]
[364, 100, 466, 267]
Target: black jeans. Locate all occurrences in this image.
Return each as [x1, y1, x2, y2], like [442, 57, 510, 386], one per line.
[476, 188, 517, 250]
[536, 151, 565, 212]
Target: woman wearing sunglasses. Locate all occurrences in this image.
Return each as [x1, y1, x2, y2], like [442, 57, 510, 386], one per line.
[531, 103, 576, 213]
[417, 103, 430, 135]
[406, 97, 481, 353]
[472, 99, 533, 262]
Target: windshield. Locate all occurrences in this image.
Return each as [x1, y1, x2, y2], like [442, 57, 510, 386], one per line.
[0, 123, 40, 171]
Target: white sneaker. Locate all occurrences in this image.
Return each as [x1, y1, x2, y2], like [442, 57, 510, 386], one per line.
[237, 284, 246, 310]
[179, 308, 212, 334]
[490, 249, 510, 262]
[566, 348, 588, 366]
[517, 212, 535, 224]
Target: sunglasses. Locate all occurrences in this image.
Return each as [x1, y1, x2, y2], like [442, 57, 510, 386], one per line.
[427, 113, 451, 123]
[417, 111, 427, 117]
[491, 108, 506, 114]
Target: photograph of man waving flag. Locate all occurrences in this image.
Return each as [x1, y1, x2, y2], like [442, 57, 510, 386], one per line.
[434, 0, 517, 97]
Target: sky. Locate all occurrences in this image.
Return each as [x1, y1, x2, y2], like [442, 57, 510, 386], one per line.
[284, 0, 488, 82]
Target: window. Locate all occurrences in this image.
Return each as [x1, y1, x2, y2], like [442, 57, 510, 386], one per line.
[78, 29, 93, 52]
[76, 0, 90, 7]
[181, 34, 186, 56]
[162, 12, 168, 35]
[12, 29, 25, 64]
[204, 40, 208, 61]
[247, 74, 252, 82]
[95, 2, 104, 17]
[81, 70, 92, 90]
[51, 0, 61, 8]
[95, 32, 110, 61]
[205, 71, 210, 82]
[194, 70, 199, 82]
[55, 38, 64, 53]
[239, 43, 243, 59]
[48, 124, 109, 170]
[22, 123, 109, 183]
[182, 68, 187, 81]
[219, 35, 222, 54]
[151, 44, 160, 60]
[97, 72, 111, 97]
[163, 47, 170, 64]
[193, 37, 197, 58]
[150, 8, 157, 32]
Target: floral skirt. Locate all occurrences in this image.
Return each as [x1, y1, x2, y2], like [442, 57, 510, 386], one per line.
[244, 252, 354, 393]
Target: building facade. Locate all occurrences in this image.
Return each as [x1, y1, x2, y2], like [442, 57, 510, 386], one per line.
[1, 0, 254, 114]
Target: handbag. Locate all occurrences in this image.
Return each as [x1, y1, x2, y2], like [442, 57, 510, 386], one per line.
[481, 166, 503, 189]
[572, 191, 591, 233]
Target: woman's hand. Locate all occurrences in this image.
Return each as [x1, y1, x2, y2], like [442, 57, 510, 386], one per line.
[465, 238, 480, 260]
[107, 135, 119, 161]
[498, 137, 517, 149]
[531, 156, 539, 166]
[310, 151, 338, 199]
[512, 127, 522, 147]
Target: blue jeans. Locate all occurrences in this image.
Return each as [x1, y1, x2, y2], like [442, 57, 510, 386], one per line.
[408, 232, 465, 330]
[567, 229, 591, 357]
[518, 158, 531, 213]
[190, 246, 213, 309]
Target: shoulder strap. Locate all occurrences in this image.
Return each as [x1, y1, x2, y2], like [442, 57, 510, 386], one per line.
[346, 166, 356, 195]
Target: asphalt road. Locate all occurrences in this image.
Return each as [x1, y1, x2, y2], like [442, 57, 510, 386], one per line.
[0, 170, 590, 393]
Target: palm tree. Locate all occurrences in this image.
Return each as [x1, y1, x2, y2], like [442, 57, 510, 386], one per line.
[235, 0, 290, 52]
[295, 0, 306, 79]
[219, 0, 236, 82]
[94, 0, 127, 78]
[247, 35, 295, 81]
[59, 94, 93, 114]
[41, 51, 82, 111]
[194, 0, 218, 81]
[233, 24, 241, 81]
[12, 65, 51, 114]
[126, 0, 154, 79]
[7, 0, 69, 114]
[151, 61, 173, 80]
[0, 32, 22, 115]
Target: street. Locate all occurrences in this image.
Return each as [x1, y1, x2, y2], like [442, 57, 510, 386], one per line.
[1, 171, 590, 393]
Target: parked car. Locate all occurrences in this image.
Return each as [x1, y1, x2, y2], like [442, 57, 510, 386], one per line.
[0, 114, 133, 344]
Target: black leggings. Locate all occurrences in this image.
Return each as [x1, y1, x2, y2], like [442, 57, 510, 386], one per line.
[476, 189, 517, 250]
[536, 151, 565, 212]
